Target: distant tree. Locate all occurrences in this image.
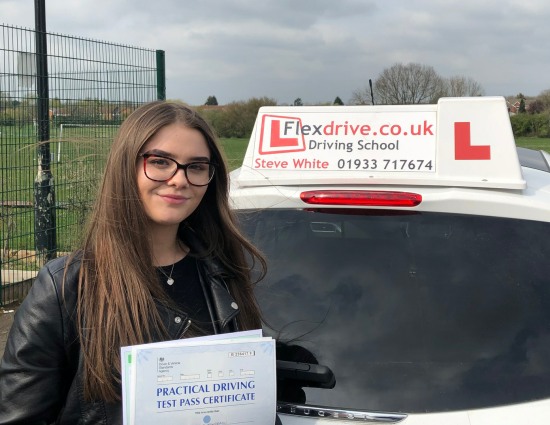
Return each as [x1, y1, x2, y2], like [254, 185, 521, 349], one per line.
[444, 76, 484, 97]
[0, 90, 8, 110]
[374, 62, 445, 104]
[527, 99, 545, 114]
[205, 95, 218, 106]
[537, 89, 550, 110]
[49, 97, 60, 106]
[350, 88, 372, 105]
[197, 96, 277, 139]
[333, 96, 344, 105]
[518, 98, 526, 113]
[293, 98, 303, 106]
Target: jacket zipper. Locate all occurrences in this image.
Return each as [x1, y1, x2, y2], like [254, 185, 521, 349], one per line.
[178, 319, 192, 339]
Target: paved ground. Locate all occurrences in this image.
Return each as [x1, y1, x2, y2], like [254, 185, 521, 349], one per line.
[0, 302, 18, 358]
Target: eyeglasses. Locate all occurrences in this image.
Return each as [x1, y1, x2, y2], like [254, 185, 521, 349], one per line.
[140, 153, 216, 186]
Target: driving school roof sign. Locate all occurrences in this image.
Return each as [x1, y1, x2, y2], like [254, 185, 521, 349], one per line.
[236, 96, 525, 189]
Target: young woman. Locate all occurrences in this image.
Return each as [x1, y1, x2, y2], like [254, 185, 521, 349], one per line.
[0, 101, 267, 424]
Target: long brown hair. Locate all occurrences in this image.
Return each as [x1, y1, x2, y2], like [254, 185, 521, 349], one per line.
[75, 101, 266, 402]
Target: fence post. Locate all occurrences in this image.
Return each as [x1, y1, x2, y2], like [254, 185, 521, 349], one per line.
[34, 0, 57, 266]
[156, 50, 166, 100]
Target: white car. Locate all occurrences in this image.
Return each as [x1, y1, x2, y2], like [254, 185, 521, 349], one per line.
[229, 97, 550, 424]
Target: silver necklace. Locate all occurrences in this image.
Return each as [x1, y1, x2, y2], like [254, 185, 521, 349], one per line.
[156, 243, 186, 286]
[158, 263, 175, 285]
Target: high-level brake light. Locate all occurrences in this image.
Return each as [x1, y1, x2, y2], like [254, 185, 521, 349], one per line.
[300, 190, 422, 207]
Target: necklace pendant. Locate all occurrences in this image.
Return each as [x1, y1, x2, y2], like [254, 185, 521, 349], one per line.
[167, 277, 175, 286]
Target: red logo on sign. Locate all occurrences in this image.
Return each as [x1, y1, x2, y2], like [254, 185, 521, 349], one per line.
[454, 122, 491, 160]
[259, 115, 306, 155]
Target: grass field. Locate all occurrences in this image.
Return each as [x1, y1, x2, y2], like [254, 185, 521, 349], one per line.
[219, 138, 249, 170]
[515, 137, 550, 151]
[1, 124, 115, 255]
[2, 128, 549, 256]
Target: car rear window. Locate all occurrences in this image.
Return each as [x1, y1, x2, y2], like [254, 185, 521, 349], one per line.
[237, 208, 550, 413]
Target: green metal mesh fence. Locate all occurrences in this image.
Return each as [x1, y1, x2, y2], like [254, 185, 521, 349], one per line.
[0, 24, 164, 305]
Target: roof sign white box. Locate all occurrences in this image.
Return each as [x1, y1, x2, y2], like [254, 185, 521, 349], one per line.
[236, 96, 525, 189]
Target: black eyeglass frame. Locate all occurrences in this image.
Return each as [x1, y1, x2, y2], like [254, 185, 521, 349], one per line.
[139, 153, 216, 186]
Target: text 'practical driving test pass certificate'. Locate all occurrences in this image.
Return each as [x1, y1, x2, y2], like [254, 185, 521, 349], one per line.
[121, 330, 276, 425]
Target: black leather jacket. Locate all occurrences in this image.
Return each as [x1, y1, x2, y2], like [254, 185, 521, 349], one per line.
[0, 253, 241, 424]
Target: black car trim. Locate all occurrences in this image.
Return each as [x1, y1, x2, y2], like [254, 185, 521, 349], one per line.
[277, 402, 407, 422]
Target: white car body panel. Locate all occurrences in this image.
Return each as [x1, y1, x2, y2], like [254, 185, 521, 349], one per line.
[231, 166, 550, 223]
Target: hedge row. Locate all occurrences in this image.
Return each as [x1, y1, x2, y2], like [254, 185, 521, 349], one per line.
[510, 113, 550, 138]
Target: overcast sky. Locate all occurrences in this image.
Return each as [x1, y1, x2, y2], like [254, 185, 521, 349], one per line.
[2, 0, 549, 105]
